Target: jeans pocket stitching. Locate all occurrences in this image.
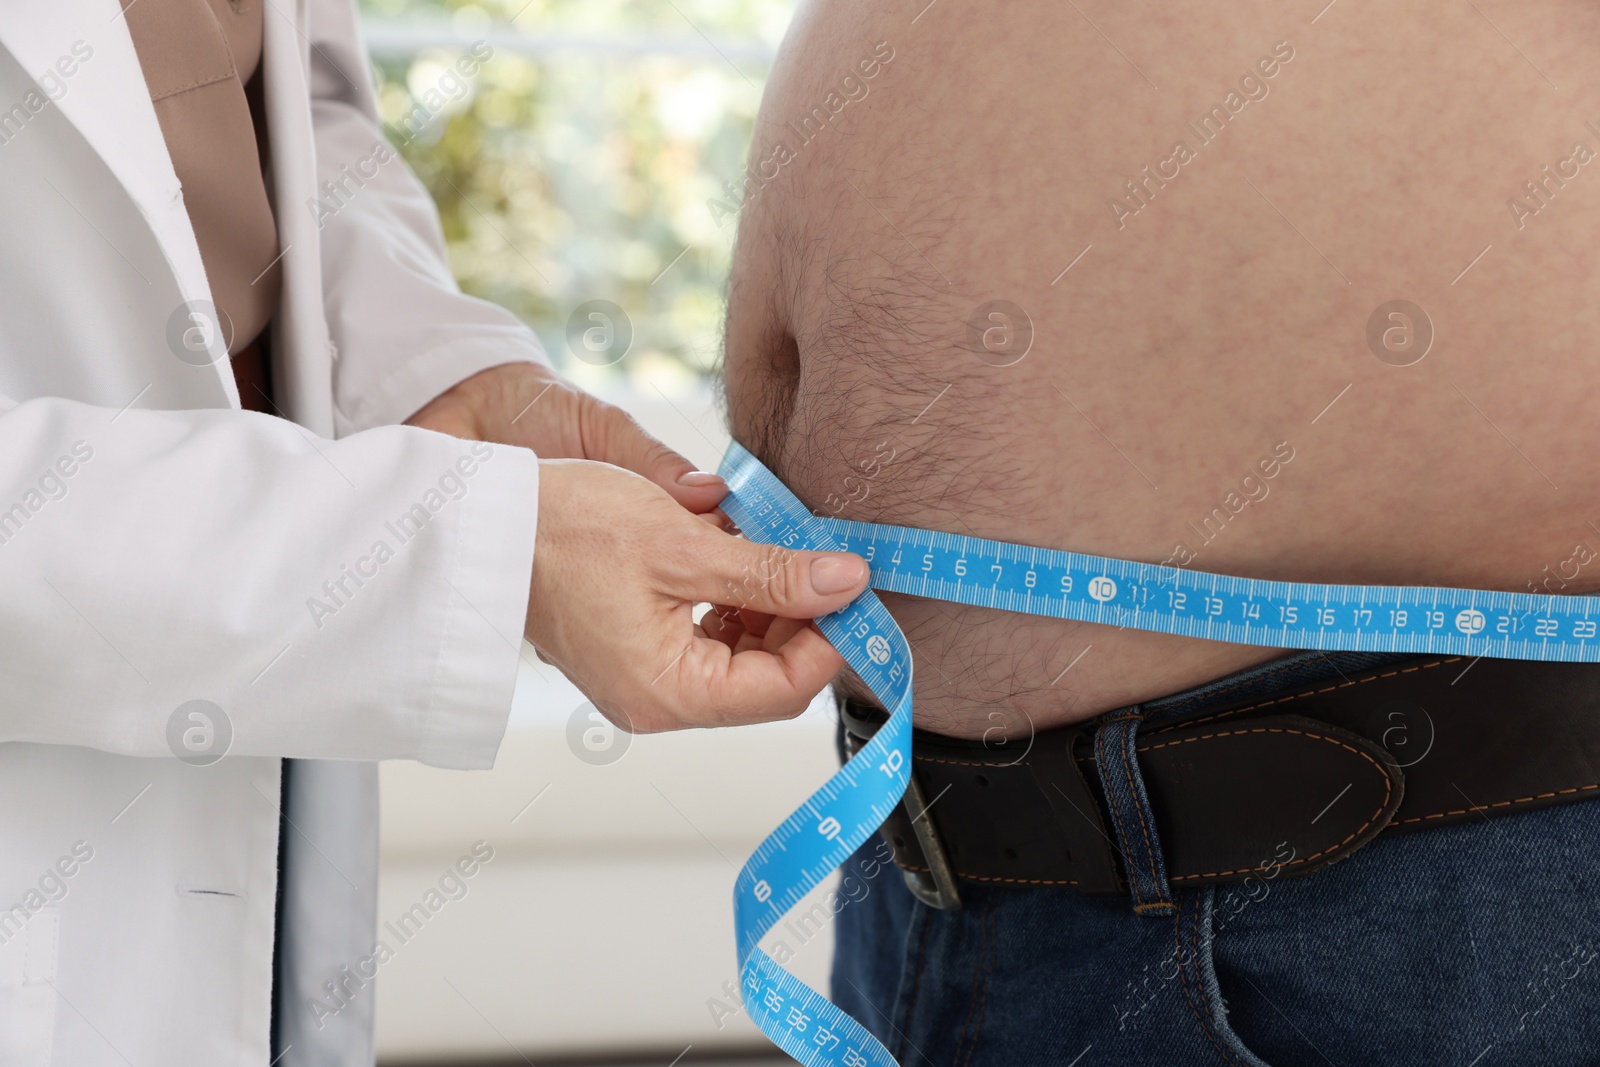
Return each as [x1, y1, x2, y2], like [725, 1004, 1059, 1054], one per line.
[1176, 892, 1248, 1066]
[890, 901, 938, 1061]
[1183, 889, 1278, 1067]
[953, 899, 998, 1067]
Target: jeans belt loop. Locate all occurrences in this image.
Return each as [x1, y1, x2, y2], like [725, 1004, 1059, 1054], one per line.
[1093, 707, 1177, 917]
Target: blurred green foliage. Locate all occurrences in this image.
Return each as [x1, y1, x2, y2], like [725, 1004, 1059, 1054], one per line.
[359, 0, 794, 392]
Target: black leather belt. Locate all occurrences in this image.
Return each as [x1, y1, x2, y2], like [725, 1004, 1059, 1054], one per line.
[842, 655, 1600, 908]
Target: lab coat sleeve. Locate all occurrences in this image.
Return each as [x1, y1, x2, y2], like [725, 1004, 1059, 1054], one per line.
[305, 0, 552, 437]
[0, 394, 539, 770]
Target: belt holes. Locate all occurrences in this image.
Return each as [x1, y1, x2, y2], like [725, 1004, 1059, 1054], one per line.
[1002, 847, 1017, 861]
[892, 833, 907, 849]
[974, 774, 990, 787]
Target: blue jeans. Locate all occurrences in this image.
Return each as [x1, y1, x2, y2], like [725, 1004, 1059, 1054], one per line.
[832, 652, 1600, 1065]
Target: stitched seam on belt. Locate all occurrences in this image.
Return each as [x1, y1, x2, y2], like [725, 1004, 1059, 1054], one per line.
[1148, 658, 1459, 733]
[896, 859, 1078, 886]
[907, 748, 1600, 882]
[908, 659, 1462, 770]
[1393, 783, 1600, 825]
[1137, 727, 1393, 882]
[918, 755, 1015, 767]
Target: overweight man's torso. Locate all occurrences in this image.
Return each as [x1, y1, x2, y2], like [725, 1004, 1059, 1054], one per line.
[724, 0, 1600, 738]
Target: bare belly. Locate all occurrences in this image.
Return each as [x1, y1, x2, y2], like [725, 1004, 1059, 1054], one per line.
[721, 0, 1600, 739]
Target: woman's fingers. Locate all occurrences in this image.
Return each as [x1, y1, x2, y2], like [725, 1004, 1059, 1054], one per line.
[660, 622, 846, 726]
[527, 459, 856, 732]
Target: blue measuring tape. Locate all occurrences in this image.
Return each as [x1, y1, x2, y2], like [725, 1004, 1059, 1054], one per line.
[716, 440, 1600, 1066]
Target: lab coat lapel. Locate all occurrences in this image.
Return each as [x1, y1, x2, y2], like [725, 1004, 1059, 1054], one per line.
[0, 1, 241, 406]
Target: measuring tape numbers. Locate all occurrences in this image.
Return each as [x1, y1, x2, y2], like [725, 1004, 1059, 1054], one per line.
[716, 440, 1600, 1066]
[824, 520, 1600, 661]
[720, 444, 913, 1067]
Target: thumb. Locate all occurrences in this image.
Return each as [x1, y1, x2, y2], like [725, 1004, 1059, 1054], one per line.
[584, 398, 727, 513]
[683, 528, 870, 620]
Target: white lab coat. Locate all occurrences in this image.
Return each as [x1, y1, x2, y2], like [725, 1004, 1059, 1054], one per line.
[0, 3, 544, 1064]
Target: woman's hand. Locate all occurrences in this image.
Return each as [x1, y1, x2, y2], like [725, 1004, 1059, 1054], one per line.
[526, 460, 868, 731]
[406, 361, 729, 511]
[409, 361, 865, 728]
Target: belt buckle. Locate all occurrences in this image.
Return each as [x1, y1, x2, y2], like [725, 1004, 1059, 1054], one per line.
[900, 769, 963, 910]
[838, 693, 963, 910]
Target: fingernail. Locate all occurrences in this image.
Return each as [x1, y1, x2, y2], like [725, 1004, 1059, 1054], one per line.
[811, 555, 867, 595]
[677, 470, 724, 487]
